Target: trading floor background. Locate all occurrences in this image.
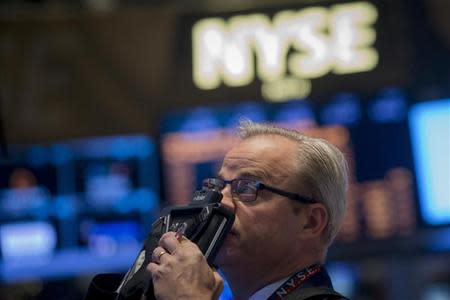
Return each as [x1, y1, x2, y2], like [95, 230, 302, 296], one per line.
[0, 0, 449, 299]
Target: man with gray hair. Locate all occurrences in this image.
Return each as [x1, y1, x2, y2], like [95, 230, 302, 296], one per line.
[148, 121, 349, 300]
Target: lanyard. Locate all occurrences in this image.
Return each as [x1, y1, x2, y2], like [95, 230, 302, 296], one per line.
[267, 264, 329, 300]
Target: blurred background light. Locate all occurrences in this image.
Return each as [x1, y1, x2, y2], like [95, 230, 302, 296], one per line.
[369, 88, 408, 123]
[409, 98, 450, 225]
[0, 221, 57, 261]
[320, 93, 361, 126]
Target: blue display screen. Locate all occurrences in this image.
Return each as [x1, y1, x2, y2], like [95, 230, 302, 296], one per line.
[0, 135, 160, 282]
[409, 99, 450, 225]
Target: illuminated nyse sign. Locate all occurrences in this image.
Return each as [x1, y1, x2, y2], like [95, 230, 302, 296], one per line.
[192, 2, 378, 102]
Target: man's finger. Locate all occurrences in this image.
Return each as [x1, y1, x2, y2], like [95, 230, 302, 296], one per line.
[159, 232, 183, 253]
[152, 246, 169, 263]
[212, 270, 224, 300]
[146, 262, 159, 277]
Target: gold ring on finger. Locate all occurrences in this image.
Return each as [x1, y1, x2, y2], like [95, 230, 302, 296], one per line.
[157, 250, 166, 260]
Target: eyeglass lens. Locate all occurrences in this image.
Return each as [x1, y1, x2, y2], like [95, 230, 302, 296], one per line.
[231, 179, 258, 202]
[203, 178, 258, 202]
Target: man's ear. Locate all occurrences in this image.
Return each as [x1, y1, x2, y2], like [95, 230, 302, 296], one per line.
[301, 203, 328, 238]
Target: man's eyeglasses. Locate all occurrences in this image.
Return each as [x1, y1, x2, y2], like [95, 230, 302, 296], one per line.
[202, 178, 316, 204]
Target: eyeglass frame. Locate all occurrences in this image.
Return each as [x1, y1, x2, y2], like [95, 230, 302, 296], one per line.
[203, 177, 317, 204]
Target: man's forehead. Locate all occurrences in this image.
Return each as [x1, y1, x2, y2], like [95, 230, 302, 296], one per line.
[219, 135, 296, 178]
[221, 154, 260, 171]
[219, 155, 273, 182]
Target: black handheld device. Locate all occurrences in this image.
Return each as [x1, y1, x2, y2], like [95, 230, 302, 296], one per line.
[115, 188, 235, 300]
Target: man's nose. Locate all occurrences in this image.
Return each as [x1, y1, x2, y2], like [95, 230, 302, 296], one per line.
[220, 186, 236, 212]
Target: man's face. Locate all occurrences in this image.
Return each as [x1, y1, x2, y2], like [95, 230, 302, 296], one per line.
[215, 135, 307, 271]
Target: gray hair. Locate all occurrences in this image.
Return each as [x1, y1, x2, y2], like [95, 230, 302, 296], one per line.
[238, 120, 348, 246]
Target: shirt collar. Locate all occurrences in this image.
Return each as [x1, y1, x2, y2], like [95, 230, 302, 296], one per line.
[248, 276, 290, 300]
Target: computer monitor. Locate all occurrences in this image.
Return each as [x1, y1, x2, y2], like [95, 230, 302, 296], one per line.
[0, 135, 160, 282]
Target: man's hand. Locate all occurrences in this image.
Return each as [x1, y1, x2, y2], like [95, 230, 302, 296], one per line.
[147, 232, 224, 300]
